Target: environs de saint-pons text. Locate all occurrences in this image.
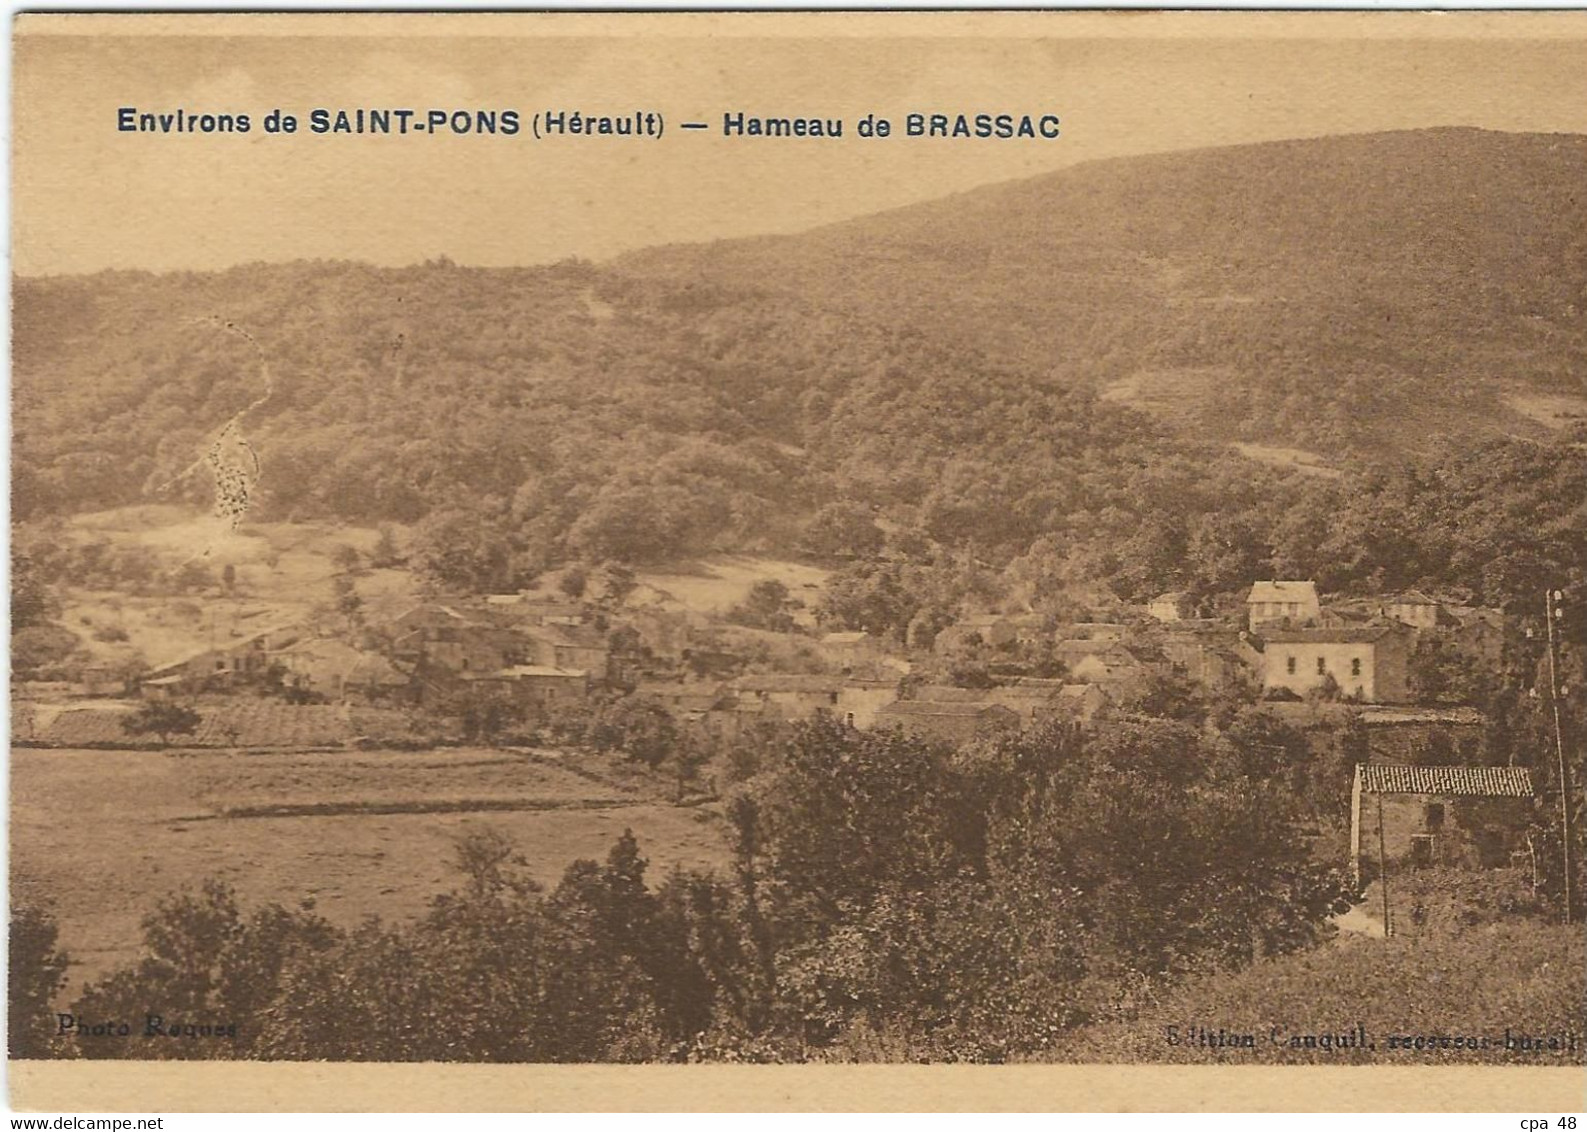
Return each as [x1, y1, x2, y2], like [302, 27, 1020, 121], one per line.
[116, 106, 1061, 142]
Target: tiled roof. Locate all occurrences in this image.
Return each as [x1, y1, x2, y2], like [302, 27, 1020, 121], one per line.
[1388, 590, 1441, 606]
[524, 624, 605, 648]
[1356, 706, 1485, 727]
[1248, 581, 1318, 604]
[1262, 625, 1402, 644]
[1057, 684, 1102, 700]
[1055, 639, 1128, 657]
[475, 665, 586, 679]
[878, 701, 1017, 718]
[1359, 764, 1533, 797]
[914, 686, 993, 703]
[733, 674, 841, 694]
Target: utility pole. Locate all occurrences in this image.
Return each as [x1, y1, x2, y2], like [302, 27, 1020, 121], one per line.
[1377, 791, 1392, 938]
[1545, 588, 1575, 925]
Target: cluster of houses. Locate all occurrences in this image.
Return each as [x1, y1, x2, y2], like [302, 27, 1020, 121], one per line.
[135, 596, 608, 709]
[118, 578, 1507, 735]
[68, 574, 1539, 880]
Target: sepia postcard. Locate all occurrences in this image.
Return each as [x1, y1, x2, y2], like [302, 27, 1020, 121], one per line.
[7, 10, 1587, 1114]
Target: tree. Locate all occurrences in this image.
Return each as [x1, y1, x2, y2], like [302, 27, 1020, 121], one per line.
[729, 580, 795, 633]
[332, 544, 363, 575]
[8, 905, 69, 1059]
[121, 701, 202, 745]
[332, 575, 364, 627]
[803, 501, 885, 558]
[1408, 633, 1494, 707]
[11, 548, 57, 631]
[589, 698, 679, 769]
[371, 526, 403, 568]
[602, 565, 638, 607]
[1117, 668, 1207, 724]
[409, 504, 526, 594]
[69, 880, 337, 1060]
[559, 566, 589, 600]
[665, 735, 712, 803]
[1219, 708, 1312, 781]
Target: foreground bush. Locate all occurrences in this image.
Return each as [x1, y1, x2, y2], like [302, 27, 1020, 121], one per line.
[1064, 917, 1584, 1064]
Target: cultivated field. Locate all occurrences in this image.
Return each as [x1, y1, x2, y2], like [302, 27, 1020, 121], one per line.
[10, 746, 733, 989]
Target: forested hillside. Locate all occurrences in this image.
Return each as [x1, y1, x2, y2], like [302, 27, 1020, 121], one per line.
[624, 127, 1587, 456]
[13, 128, 1587, 610]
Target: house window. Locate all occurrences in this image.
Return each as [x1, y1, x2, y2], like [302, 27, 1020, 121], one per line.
[829, 692, 839, 705]
[1351, 658, 1363, 677]
[1286, 656, 1297, 675]
[1424, 803, 1445, 831]
[1316, 657, 1327, 676]
[1410, 835, 1435, 867]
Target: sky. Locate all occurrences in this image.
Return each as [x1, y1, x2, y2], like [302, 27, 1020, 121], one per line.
[12, 14, 1587, 276]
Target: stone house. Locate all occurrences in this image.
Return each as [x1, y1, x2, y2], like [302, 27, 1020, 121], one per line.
[1381, 591, 1455, 632]
[1047, 683, 1109, 725]
[460, 665, 589, 709]
[1148, 592, 1196, 623]
[74, 665, 128, 698]
[484, 594, 587, 627]
[635, 680, 734, 734]
[1350, 763, 1534, 882]
[1066, 646, 1148, 691]
[1355, 705, 1486, 765]
[1246, 580, 1321, 629]
[1157, 621, 1252, 691]
[139, 622, 301, 696]
[386, 604, 521, 674]
[273, 638, 410, 702]
[820, 631, 878, 670]
[272, 638, 368, 700]
[729, 674, 843, 722]
[837, 677, 903, 729]
[1258, 624, 1413, 703]
[522, 624, 610, 681]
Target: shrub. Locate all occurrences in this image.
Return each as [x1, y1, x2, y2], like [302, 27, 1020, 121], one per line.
[8, 905, 70, 1059]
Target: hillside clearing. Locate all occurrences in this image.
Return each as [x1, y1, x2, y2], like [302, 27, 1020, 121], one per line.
[636, 555, 830, 622]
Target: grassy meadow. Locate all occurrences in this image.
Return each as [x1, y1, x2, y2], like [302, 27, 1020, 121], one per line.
[9, 746, 734, 991]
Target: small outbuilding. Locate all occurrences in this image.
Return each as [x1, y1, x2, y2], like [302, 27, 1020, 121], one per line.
[1350, 763, 1534, 883]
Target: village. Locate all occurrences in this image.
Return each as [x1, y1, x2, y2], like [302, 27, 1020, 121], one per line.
[12, 554, 1546, 893]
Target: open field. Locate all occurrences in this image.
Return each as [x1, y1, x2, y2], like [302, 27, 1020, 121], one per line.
[1231, 442, 1345, 479]
[10, 746, 732, 990]
[1098, 367, 1234, 426]
[1506, 390, 1587, 432]
[636, 554, 830, 625]
[48, 505, 420, 669]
